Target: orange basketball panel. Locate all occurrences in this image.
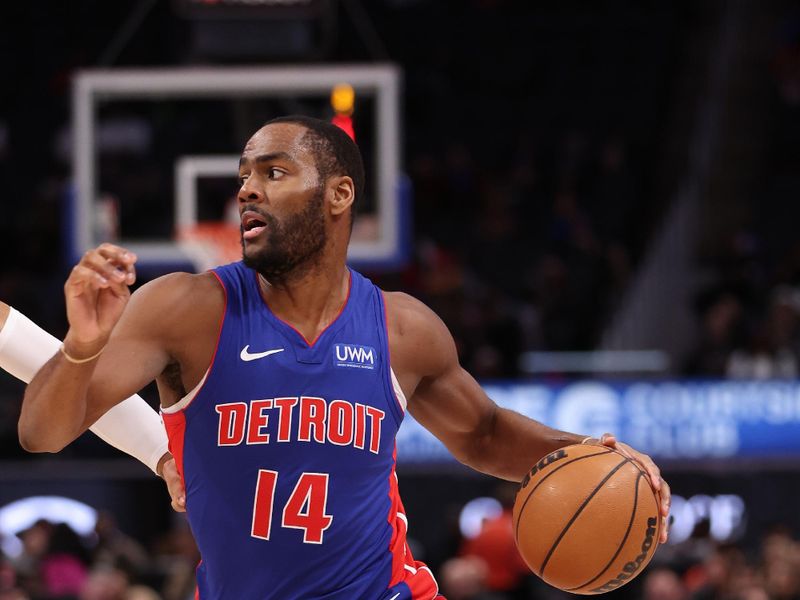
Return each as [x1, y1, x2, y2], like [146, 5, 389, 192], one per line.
[571, 474, 661, 594]
[513, 448, 623, 575]
[543, 461, 642, 591]
[513, 445, 661, 595]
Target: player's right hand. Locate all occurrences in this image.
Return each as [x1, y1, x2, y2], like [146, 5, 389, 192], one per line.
[63, 244, 137, 356]
[159, 455, 187, 513]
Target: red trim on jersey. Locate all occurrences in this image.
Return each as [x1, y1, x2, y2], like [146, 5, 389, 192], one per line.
[165, 270, 228, 414]
[386, 444, 441, 599]
[253, 270, 352, 348]
[404, 560, 440, 599]
[162, 410, 187, 488]
[161, 413, 184, 488]
[194, 561, 202, 599]
[160, 271, 228, 494]
[387, 444, 405, 586]
[183, 270, 227, 409]
[380, 291, 406, 416]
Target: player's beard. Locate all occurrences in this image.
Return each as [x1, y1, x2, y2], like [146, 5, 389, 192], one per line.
[241, 186, 327, 283]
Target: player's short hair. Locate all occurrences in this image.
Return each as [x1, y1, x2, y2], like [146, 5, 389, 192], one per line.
[265, 115, 365, 219]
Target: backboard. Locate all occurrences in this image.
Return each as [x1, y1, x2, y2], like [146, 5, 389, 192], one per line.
[70, 65, 408, 273]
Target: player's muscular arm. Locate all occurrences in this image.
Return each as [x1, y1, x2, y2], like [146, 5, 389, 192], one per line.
[387, 293, 671, 541]
[20, 245, 210, 452]
[386, 292, 584, 481]
[82, 270, 221, 418]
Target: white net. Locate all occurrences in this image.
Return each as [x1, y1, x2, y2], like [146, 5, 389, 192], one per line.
[177, 223, 242, 272]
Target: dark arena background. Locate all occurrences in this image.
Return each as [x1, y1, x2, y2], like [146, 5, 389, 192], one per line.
[2, 1, 800, 599]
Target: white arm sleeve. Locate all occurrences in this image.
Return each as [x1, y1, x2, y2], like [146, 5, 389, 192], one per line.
[0, 307, 169, 474]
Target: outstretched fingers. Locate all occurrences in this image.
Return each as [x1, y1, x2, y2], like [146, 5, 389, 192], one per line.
[657, 479, 671, 543]
[595, 432, 670, 543]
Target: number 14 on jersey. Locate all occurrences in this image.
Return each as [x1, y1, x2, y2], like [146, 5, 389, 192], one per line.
[251, 470, 334, 544]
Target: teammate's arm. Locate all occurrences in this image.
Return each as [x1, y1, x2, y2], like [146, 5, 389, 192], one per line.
[0, 301, 168, 472]
[387, 292, 670, 542]
[19, 245, 181, 453]
[1, 300, 186, 510]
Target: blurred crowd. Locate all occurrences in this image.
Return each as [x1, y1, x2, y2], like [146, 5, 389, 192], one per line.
[4, 500, 800, 600]
[637, 527, 800, 600]
[438, 535, 800, 600]
[378, 131, 647, 379]
[683, 5, 800, 381]
[0, 513, 199, 600]
[684, 281, 800, 380]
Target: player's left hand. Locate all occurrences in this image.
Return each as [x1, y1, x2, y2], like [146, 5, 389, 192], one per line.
[158, 454, 186, 512]
[589, 433, 670, 544]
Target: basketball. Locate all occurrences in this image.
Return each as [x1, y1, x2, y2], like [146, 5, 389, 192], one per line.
[512, 444, 661, 594]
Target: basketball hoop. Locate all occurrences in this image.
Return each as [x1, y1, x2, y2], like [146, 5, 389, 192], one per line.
[177, 222, 242, 272]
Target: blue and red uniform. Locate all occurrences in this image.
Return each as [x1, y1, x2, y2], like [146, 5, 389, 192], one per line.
[162, 261, 441, 599]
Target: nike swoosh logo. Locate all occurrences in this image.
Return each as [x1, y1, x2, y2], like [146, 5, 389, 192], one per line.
[240, 346, 285, 361]
[388, 594, 400, 600]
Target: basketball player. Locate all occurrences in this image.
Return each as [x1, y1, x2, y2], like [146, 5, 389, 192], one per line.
[0, 301, 186, 511]
[19, 116, 670, 599]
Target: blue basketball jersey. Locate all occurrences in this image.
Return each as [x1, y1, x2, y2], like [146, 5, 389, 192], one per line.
[162, 261, 441, 599]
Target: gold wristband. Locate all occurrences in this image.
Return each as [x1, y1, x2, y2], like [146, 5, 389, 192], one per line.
[60, 343, 105, 364]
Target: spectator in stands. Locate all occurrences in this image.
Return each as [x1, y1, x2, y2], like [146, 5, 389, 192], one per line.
[153, 520, 199, 600]
[643, 568, 687, 600]
[438, 556, 504, 600]
[736, 586, 770, 600]
[687, 545, 746, 600]
[92, 512, 149, 579]
[124, 586, 160, 600]
[459, 484, 530, 598]
[726, 286, 800, 379]
[684, 291, 744, 377]
[0, 555, 26, 600]
[11, 520, 51, 598]
[763, 558, 800, 600]
[39, 522, 90, 598]
[80, 566, 128, 600]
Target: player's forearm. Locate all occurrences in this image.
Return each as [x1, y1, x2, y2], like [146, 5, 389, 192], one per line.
[24, 241, 139, 451]
[1, 305, 169, 472]
[465, 407, 585, 481]
[19, 351, 96, 452]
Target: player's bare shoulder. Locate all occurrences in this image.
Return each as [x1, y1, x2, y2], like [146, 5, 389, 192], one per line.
[118, 270, 224, 347]
[382, 291, 457, 380]
[118, 270, 225, 396]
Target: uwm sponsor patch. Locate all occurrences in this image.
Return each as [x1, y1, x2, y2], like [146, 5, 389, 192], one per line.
[333, 344, 376, 370]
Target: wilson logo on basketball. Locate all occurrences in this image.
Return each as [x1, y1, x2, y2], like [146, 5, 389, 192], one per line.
[590, 516, 659, 593]
[519, 448, 567, 490]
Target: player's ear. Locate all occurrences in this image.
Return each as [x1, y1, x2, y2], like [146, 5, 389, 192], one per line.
[329, 176, 355, 218]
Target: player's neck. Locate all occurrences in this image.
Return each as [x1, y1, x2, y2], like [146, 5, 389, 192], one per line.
[257, 254, 350, 342]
